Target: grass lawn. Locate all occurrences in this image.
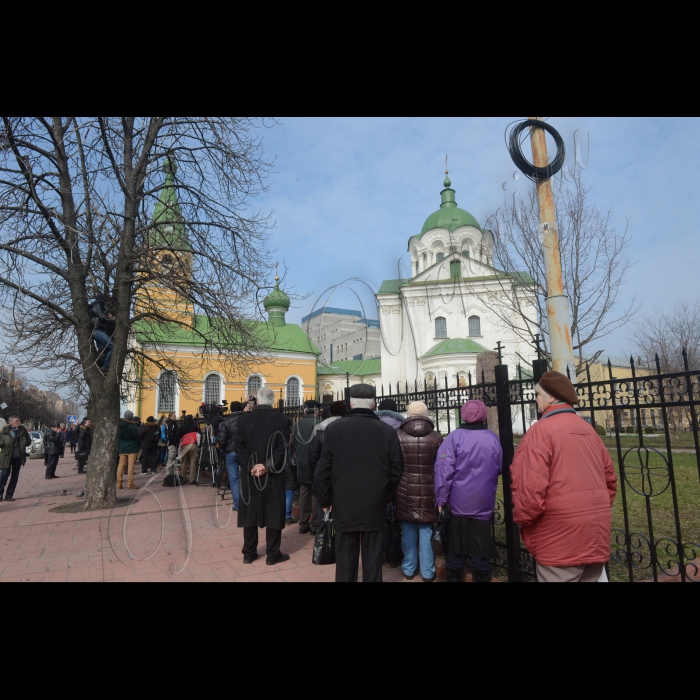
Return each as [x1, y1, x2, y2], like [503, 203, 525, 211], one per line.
[491, 450, 700, 582]
[602, 433, 699, 451]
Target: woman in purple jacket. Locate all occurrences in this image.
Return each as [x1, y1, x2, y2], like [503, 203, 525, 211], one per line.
[434, 400, 503, 582]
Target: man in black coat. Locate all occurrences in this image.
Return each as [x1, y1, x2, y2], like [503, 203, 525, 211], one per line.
[315, 384, 403, 583]
[44, 423, 63, 479]
[294, 401, 319, 534]
[233, 387, 292, 565]
[76, 419, 92, 474]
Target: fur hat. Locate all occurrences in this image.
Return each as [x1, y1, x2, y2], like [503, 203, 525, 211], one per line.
[538, 371, 579, 405]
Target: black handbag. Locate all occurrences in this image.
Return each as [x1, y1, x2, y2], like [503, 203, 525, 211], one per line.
[312, 509, 336, 565]
[431, 507, 450, 556]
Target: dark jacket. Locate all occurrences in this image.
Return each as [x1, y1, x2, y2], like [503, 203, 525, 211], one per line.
[395, 416, 442, 524]
[217, 412, 242, 453]
[88, 294, 116, 335]
[69, 428, 79, 446]
[233, 405, 292, 530]
[45, 430, 63, 456]
[175, 418, 200, 445]
[139, 420, 160, 449]
[0, 424, 31, 469]
[166, 418, 178, 446]
[119, 419, 141, 454]
[314, 408, 403, 532]
[77, 425, 93, 454]
[308, 416, 341, 489]
[293, 414, 319, 484]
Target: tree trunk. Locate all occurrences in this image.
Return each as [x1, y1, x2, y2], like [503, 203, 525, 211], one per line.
[83, 378, 121, 510]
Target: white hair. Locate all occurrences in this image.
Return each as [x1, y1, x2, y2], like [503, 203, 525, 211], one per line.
[350, 398, 374, 410]
[257, 387, 275, 406]
[406, 400, 428, 417]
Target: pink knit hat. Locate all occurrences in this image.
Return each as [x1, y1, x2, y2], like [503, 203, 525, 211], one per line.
[461, 400, 488, 424]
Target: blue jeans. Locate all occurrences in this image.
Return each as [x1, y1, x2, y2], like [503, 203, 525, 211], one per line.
[92, 329, 114, 372]
[224, 452, 240, 510]
[401, 522, 435, 579]
[285, 489, 294, 519]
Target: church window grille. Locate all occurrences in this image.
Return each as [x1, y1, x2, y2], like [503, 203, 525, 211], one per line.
[436, 252, 444, 263]
[247, 375, 262, 396]
[158, 371, 177, 414]
[435, 317, 447, 339]
[204, 374, 221, 405]
[468, 316, 481, 337]
[286, 377, 300, 407]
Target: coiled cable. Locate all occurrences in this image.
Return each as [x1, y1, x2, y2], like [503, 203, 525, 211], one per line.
[507, 118, 565, 181]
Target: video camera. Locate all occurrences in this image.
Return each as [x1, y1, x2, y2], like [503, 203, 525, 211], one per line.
[199, 400, 228, 421]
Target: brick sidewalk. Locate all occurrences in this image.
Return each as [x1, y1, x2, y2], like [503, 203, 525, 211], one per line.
[0, 454, 420, 583]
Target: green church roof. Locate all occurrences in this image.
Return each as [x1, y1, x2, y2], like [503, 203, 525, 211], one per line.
[134, 315, 319, 355]
[263, 281, 291, 311]
[423, 338, 488, 357]
[408, 174, 481, 250]
[317, 358, 381, 377]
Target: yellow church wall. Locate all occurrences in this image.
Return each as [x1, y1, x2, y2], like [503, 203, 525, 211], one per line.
[135, 347, 317, 419]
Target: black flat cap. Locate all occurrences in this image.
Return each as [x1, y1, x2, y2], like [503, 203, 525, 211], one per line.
[348, 383, 376, 399]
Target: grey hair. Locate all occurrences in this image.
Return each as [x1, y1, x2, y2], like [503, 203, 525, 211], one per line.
[257, 387, 275, 406]
[534, 383, 563, 405]
[8, 414, 20, 422]
[350, 397, 374, 410]
[406, 401, 429, 417]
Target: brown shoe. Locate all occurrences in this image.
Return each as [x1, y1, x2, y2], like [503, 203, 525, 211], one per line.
[128, 484, 139, 489]
[117, 483, 124, 489]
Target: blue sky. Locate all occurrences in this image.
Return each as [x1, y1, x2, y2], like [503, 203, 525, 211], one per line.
[259, 117, 700, 360]
[4, 117, 698, 389]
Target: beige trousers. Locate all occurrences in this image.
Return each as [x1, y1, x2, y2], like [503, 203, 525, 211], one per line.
[536, 562, 605, 582]
[165, 445, 178, 476]
[117, 452, 138, 486]
[180, 445, 199, 482]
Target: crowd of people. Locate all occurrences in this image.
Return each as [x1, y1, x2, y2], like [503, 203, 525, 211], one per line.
[1, 368, 618, 583]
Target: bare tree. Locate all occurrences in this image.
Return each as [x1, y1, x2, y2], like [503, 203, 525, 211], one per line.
[480, 169, 639, 374]
[0, 117, 281, 509]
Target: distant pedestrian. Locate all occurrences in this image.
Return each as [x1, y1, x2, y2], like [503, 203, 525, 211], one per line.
[164, 412, 179, 478]
[217, 402, 244, 510]
[176, 415, 201, 485]
[0, 415, 31, 502]
[44, 423, 63, 480]
[157, 417, 168, 467]
[233, 387, 292, 565]
[434, 400, 503, 583]
[139, 416, 160, 475]
[395, 401, 442, 582]
[68, 425, 78, 454]
[510, 371, 617, 582]
[76, 419, 92, 474]
[59, 423, 68, 457]
[118, 410, 141, 490]
[315, 384, 403, 583]
[294, 401, 320, 534]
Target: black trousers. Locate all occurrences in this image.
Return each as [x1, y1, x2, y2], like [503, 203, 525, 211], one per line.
[77, 451, 90, 473]
[0, 457, 22, 498]
[242, 527, 282, 558]
[298, 484, 318, 531]
[141, 446, 158, 472]
[335, 530, 384, 583]
[45, 454, 59, 478]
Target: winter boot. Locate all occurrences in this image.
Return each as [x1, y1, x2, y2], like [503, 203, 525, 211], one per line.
[472, 568, 492, 583]
[445, 567, 463, 583]
[117, 482, 124, 489]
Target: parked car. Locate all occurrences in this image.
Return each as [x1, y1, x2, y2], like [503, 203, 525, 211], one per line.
[29, 430, 44, 459]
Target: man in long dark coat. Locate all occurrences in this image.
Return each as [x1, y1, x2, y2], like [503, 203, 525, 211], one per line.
[233, 387, 292, 565]
[315, 384, 403, 582]
[294, 401, 320, 534]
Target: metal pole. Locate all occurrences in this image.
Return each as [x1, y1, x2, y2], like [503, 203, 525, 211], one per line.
[528, 117, 576, 379]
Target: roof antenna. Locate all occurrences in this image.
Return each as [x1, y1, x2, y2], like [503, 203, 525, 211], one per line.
[275, 261, 279, 282]
[445, 153, 449, 175]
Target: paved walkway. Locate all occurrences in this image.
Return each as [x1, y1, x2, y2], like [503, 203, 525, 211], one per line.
[0, 454, 421, 583]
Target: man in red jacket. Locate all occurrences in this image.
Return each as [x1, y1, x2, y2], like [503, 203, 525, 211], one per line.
[511, 371, 617, 582]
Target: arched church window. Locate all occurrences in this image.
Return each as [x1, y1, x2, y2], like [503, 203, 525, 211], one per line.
[158, 371, 177, 414]
[247, 375, 262, 397]
[436, 252, 444, 263]
[435, 317, 447, 339]
[468, 315, 481, 337]
[286, 377, 300, 407]
[204, 373, 221, 405]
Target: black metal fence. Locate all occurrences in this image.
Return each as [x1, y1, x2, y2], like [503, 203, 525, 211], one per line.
[282, 348, 700, 583]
